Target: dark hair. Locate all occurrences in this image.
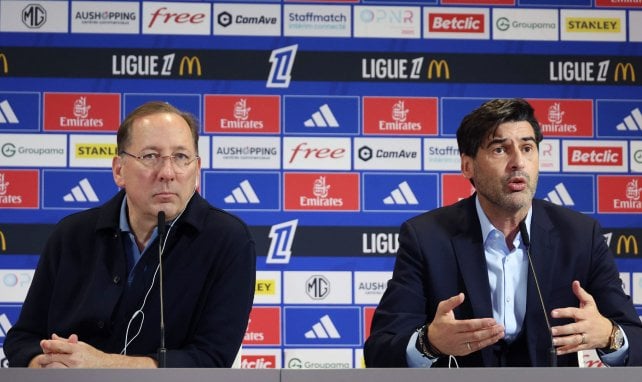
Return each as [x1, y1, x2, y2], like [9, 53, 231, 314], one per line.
[116, 101, 199, 153]
[456, 98, 543, 158]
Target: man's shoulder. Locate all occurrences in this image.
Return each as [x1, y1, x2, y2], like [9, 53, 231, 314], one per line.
[533, 198, 596, 225]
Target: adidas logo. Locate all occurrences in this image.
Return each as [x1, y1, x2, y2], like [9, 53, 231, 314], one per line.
[0, 313, 12, 337]
[544, 182, 575, 206]
[304, 104, 339, 128]
[224, 180, 260, 204]
[383, 181, 418, 205]
[63, 178, 99, 202]
[616, 107, 642, 132]
[0, 100, 19, 124]
[304, 314, 341, 339]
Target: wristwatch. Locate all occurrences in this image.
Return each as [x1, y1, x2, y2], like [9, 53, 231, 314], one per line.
[603, 319, 624, 353]
[415, 325, 443, 360]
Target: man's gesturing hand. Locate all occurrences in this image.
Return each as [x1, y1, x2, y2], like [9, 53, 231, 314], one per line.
[428, 293, 505, 356]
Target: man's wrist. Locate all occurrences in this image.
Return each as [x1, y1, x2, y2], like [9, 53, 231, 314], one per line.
[415, 325, 444, 359]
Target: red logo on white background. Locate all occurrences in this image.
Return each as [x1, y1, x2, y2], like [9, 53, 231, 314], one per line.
[0, 170, 39, 208]
[364, 306, 376, 340]
[243, 307, 281, 346]
[567, 146, 623, 166]
[204, 95, 280, 134]
[428, 13, 484, 33]
[240, 355, 277, 369]
[441, 173, 475, 207]
[284, 173, 359, 211]
[44, 93, 121, 132]
[363, 97, 437, 135]
[147, 7, 206, 28]
[598, 176, 642, 213]
[441, 0, 514, 4]
[528, 99, 593, 137]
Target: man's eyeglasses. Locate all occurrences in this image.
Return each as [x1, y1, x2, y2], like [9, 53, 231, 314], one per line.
[120, 151, 199, 172]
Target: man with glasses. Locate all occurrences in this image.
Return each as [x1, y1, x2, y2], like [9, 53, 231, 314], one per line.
[4, 101, 256, 368]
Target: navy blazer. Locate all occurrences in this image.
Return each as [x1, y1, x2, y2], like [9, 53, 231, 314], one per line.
[4, 190, 256, 367]
[365, 195, 642, 367]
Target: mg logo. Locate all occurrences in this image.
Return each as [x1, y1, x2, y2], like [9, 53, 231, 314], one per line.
[306, 275, 330, 300]
[22, 4, 47, 29]
[616, 235, 638, 255]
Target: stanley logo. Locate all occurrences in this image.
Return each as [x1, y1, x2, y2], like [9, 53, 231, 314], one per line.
[0, 230, 6, 252]
[76, 144, 118, 159]
[427, 59, 450, 80]
[616, 234, 638, 256]
[179, 56, 202, 76]
[614, 62, 635, 83]
[0, 53, 8, 74]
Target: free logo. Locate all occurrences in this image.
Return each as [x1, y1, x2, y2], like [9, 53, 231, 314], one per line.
[143, 2, 210, 35]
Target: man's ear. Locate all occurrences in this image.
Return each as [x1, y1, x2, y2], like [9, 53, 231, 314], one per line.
[112, 156, 126, 188]
[461, 154, 474, 181]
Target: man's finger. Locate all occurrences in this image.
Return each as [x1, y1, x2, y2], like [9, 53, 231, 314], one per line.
[572, 280, 595, 306]
[436, 293, 465, 316]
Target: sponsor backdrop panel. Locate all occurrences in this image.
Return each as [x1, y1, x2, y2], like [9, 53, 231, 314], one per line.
[1, 0, 641, 369]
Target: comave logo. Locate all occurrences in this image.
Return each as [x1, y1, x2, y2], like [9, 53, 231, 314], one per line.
[383, 181, 418, 205]
[0, 100, 19, 124]
[304, 314, 341, 339]
[544, 182, 575, 206]
[224, 180, 260, 204]
[304, 104, 339, 128]
[616, 107, 642, 132]
[63, 178, 99, 202]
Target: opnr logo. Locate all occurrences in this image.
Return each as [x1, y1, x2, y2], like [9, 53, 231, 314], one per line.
[179, 56, 201, 76]
[148, 7, 205, 27]
[616, 235, 638, 255]
[427, 59, 450, 79]
[0, 53, 7, 74]
[614, 62, 635, 82]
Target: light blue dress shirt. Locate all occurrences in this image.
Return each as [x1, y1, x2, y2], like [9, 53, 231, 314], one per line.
[406, 196, 628, 367]
[119, 197, 159, 285]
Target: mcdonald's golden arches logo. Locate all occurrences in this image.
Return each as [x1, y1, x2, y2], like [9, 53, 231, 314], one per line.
[0, 53, 8, 74]
[179, 55, 202, 76]
[427, 59, 450, 80]
[0, 230, 6, 252]
[616, 234, 638, 256]
[614, 62, 635, 82]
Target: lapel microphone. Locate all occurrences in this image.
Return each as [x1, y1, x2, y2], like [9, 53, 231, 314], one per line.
[519, 219, 557, 367]
[157, 210, 167, 368]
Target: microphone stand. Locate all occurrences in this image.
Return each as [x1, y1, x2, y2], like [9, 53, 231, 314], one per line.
[519, 220, 557, 367]
[157, 211, 167, 368]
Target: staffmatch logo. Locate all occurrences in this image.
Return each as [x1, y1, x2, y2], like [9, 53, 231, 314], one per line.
[598, 176, 642, 213]
[363, 97, 437, 135]
[44, 93, 120, 132]
[284, 173, 359, 211]
[204, 95, 280, 134]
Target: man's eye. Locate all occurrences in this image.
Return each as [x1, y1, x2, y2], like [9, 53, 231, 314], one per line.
[141, 153, 159, 160]
[174, 153, 189, 161]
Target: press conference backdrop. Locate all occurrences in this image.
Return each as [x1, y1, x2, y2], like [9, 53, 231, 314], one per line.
[1, 0, 642, 370]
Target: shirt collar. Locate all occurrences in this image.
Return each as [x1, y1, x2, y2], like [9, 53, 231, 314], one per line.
[475, 195, 532, 246]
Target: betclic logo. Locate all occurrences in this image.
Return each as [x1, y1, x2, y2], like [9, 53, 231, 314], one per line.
[363, 97, 437, 136]
[528, 99, 593, 137]
[142, 2, 210, 35]
[424, 7, 489, 40]
[284, 173, 359, 211]
[598, 176, 642, 213]
[44, 93, 120, 132]
[563, 140, 627, 173]
[204, 95, 280, 134]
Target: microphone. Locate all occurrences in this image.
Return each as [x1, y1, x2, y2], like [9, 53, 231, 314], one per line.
[157, 211, 167, 368]
[519, 220, 557, 367]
